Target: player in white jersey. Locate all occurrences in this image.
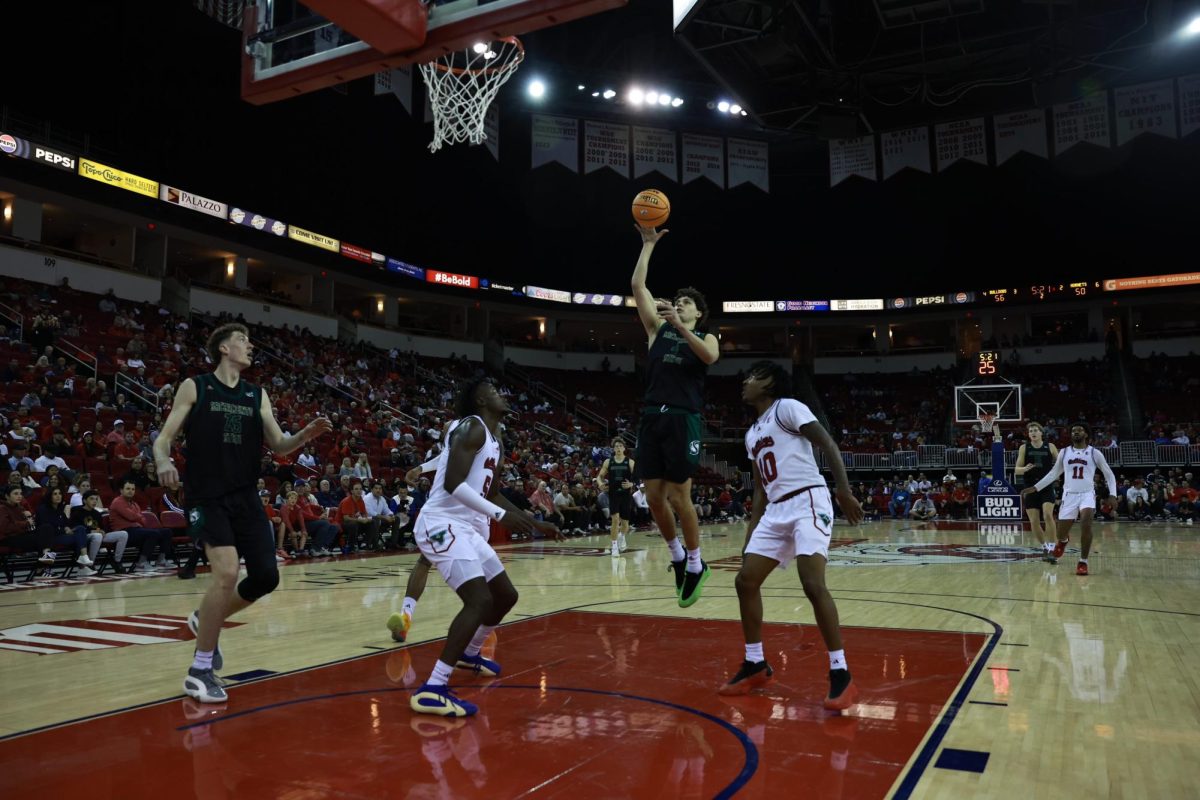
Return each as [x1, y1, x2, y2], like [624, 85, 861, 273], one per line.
[409, 379, 560, 718]
[1023, 424, 1116, 576]
[719, 362, 864, 709]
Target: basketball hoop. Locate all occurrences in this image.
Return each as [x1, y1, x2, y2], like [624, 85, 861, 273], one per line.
[978, 411, 996, 435]
[420, 37, 524, 152]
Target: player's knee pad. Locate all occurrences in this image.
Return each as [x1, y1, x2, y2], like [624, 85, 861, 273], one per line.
[237, 568, 280, 602]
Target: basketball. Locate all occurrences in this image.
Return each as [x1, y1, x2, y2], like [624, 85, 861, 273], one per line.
[632, 189, 670, 228]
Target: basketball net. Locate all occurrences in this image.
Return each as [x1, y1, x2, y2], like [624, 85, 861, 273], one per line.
[419, 37, 524, 152]
[978, 411, 996, 434]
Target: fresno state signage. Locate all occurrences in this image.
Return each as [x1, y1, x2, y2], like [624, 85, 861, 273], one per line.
[427, 270, 479, 289]
[977, 477, 1022, 520]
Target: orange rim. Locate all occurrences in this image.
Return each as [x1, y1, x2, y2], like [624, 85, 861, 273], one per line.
[431, 36, 524, 77]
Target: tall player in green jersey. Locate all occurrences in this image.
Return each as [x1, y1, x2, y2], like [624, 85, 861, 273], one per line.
[631, 225, 720, 607]
[155, 323, 332, 703]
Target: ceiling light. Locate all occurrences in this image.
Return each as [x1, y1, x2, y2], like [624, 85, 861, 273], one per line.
[671, 97, 684, 107]
[629, 88, 644, 105]
[658, 94, 671, 106]
[591, 91, 600, 97]
[730, 104, 742, 115]
[528, 80, 546, 99]
[645, 90, 658, 104]
[603, 89, 616, 99]
[472, 42, 487, 54]
[1186, 16, 1200, 36]
[577, 84, 585, 90]
[717, 100, 730, 113]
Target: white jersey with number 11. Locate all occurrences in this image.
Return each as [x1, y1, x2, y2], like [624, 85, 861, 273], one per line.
[1034, 445, 1117, 496]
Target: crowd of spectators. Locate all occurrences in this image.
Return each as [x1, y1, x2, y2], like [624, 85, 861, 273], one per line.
[1, 275, 1198, 577]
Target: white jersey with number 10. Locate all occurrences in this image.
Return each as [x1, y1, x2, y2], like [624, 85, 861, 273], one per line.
[744, 398, 824, 502]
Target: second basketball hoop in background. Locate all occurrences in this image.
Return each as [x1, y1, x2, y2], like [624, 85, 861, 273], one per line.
[632, 189, 670, 228]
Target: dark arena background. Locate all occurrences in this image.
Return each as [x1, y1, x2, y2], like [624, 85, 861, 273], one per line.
[1, 1, 1198, 797]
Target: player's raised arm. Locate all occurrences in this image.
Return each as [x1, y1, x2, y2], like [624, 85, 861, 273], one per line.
[260, 392, 332, 457]
[631, 225, 668, 341]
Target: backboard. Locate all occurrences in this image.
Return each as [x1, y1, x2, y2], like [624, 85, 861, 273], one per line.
[953, 380, 1023, 425]
[238, 0, 627, 105]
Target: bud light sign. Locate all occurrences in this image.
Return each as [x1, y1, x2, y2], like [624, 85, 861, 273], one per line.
[977, 479, 1021, 520]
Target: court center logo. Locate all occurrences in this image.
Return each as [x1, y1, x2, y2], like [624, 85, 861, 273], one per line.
[830, 542, 1045, 566]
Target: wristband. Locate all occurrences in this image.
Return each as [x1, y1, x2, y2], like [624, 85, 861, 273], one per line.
[419, 458, 440, 475]
[451, 483, 506, 521]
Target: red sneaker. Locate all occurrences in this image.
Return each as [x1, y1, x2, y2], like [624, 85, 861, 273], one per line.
[1076, 561, 1088, 576]
[718, 660, 773, 696]
[824, 670, 859, 711]
[1053, 539, 1068, 559]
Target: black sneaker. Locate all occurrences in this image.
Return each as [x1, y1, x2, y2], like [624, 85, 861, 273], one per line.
[825, 668, 858, 710]
[668, 559, 686, 597]
[678, 561, 710, 608]
[718, 659, 774, 696]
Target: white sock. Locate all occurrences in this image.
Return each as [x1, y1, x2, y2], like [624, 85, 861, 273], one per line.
[1079, 558, 1088, 564]
[829, 649, 848, 671]
[463, 624, 497, 658]
[686, 548, 703, 574]
[192, 649, 214, 671]
[428, 659, 455, 686]
[667, 538, 685, 562]
[745, 642, 764, 663]
[1043, 542, 1053, 551]
[402, 596, 417, 616]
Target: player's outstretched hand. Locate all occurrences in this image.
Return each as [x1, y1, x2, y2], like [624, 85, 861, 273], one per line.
[836, 487, 864, 525]
[304, 416, 334, 441]
[635, 224, 668, 245]
[533, 519, 566, 542]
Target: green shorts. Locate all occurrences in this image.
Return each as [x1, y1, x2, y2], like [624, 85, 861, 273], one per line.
[635, 406, 703, 484]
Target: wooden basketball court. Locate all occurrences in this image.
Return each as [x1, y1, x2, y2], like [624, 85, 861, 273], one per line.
[1, 518, 1197, 798]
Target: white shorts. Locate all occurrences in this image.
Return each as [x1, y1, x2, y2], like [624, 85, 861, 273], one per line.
[744, 486, 834, 568]
[1058, 491, 1096, 521]
[415, 514, 504, 591]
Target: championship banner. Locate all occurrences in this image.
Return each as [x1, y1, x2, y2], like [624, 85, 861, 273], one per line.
[934, 118, 987, 171]
[531, 115, 578, 172]
[483, 103, 499, 161]
[159, 185, 227, 220]
[287, 225, 339, 252]
[681, 133, 724, 187]
[632, 126, 677, 181]
[881, 126, 930, 179]
[78, 159, 158, 198]
[993, 109, 1047, 164]
[584, 120, 630, 177]
[828, 136, 877, 186]
[229, 207, 286, 236]
[1052, 92, 1110, 154]
[1181, 74, 1200, 139]
[1114, 79, 1177, 146]
[0, 133, 77, 172]
[727, 138, 769, 192]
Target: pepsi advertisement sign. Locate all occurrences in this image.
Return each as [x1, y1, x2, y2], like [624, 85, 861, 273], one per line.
[0, 132, 77, 172]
